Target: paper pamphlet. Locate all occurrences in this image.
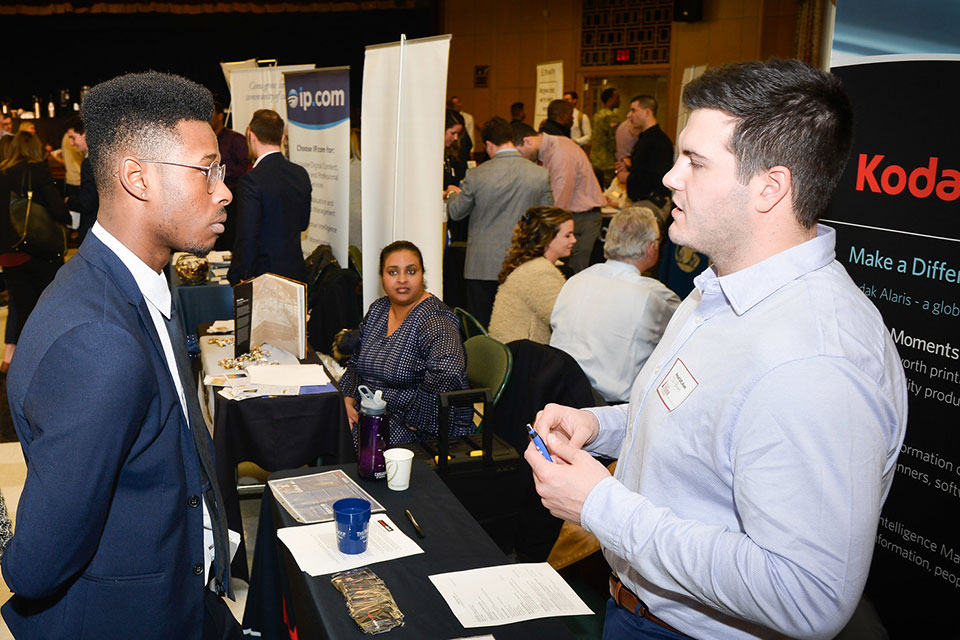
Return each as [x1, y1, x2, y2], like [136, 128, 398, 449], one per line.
[233, 272, 306, 359]
[268, 469, 385, 524]
[246, 363, 330, 387]
[429, 563, 592, 628]
[277, 514, 423, 576]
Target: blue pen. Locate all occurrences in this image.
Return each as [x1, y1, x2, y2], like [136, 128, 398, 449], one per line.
[526, 423, 554, 462]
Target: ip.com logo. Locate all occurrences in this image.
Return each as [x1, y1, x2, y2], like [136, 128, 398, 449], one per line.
[286, 89, 299, 110]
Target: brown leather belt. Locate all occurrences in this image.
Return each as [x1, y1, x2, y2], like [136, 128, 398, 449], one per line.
[609, 573, 686, 636]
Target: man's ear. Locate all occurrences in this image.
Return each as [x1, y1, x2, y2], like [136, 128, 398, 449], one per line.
[756, 165, 791, 214]
[117, 156, 149, 202]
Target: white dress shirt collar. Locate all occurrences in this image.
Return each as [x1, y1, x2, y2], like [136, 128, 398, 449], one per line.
[695, 224, 836, 316]
[253, 149, 282, 168]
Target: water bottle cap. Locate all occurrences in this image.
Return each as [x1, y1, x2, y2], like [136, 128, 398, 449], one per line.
[357, 385, 387, 415]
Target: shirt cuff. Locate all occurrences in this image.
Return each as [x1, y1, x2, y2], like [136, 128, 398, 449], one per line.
[581, 476, 651, 560]
[584, 405, 627, 458]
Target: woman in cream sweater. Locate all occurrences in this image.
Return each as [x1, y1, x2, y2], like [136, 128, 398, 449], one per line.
[488, 207, 575, 344]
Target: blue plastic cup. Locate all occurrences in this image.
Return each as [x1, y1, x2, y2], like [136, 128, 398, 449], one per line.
[333, 498, 371, 554]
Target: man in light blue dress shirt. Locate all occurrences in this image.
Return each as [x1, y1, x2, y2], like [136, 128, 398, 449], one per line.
[526, 60, 908, 639]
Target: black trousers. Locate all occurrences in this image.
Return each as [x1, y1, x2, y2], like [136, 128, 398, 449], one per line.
[204, 589, 244, 640]
[465, 278, 498, 329]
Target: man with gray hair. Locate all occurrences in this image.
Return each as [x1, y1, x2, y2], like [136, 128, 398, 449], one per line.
[549, 207, 679, 403]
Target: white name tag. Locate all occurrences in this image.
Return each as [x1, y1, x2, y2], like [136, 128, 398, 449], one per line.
[656, 359, 698, 411]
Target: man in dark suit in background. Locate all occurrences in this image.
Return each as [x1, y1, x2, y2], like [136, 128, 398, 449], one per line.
[227, 109, 311, 285]
[211, 99, 249, 251]
[2, 71, 241, 638]
[64, 115, 99, 244]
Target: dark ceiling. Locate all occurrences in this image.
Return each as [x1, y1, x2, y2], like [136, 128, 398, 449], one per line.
[2, 5, 439, 113]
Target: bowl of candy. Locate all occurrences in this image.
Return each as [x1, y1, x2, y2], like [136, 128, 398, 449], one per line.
[175, 254, 210, 285]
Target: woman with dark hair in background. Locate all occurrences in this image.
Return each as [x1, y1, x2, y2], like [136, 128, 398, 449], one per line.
[0, 131, 70, 360]
[340, 240, 473, 444]
[488, 206, 575, 345]
[443, 108, 466, 191]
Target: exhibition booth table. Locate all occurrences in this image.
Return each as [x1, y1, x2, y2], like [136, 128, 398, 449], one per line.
[242, 463, 578, 640]
[197, 326, 355, 582]
[168, 253, 234, 337]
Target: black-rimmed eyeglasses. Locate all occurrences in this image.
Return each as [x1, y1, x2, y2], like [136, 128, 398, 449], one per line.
[141, 159, 226, 194]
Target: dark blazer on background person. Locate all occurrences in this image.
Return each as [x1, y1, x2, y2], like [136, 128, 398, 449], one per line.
[1, 233, 220, 638]
[0, 161, 72, 253]
[227, 152, 312, 285]
[66, 157, 100, 244]
[0, 161, 72, 340]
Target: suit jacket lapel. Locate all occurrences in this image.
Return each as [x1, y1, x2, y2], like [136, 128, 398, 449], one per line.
[77, 235, 172, 382]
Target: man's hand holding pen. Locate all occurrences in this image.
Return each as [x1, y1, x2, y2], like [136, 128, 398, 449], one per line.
[523, 404, 611, 526]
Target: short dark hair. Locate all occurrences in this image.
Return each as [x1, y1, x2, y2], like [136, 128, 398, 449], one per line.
[511, 122, 538, 147]
[510, 102, 524, 117]
[81, 71, 213, 193]
[682, 59, 853, 227]
[630, 95, 658, 114]
[212, 99, 226, 117]
[249, 109, 284, 145]
[64, 115, 85, 135]
[378, 240, 424, 275]
[601, 88, 618, 104]
[564, 90, 578, 101]
[547, 99, 573, 122]
[481, 117, 513, 146]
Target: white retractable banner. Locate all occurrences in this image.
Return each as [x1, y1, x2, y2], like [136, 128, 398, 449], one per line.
[360, 34, 451, 309]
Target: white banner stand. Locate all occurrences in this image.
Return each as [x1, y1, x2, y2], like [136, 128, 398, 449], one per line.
[360, 34, 451, 310]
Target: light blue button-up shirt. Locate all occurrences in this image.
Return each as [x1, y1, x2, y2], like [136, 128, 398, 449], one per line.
[581, 225, 908, 639]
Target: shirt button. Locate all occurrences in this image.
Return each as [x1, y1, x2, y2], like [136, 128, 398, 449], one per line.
[193, 563, 204, 576]
[188, 495, 201, 508]
[654, 367, 661, 375]
[695, 315, 704, 325]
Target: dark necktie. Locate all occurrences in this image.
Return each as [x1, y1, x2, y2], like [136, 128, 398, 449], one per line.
[164, 301, 231, 595]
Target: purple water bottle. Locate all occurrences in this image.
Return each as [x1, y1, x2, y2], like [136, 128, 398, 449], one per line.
[357, 385, 388, 480]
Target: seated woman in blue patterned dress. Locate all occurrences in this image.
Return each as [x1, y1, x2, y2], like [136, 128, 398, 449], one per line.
[340, 241, 473, 444]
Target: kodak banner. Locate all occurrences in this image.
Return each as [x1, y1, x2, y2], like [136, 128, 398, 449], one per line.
[826, 1, 960, 635]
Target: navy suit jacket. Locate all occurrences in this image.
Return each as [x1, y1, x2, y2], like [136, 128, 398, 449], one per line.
[227, 152, 312, 285]
[2, 233, 214, 638]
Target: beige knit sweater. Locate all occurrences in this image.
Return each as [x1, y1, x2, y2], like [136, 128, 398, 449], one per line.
[488, 257, 566, 345]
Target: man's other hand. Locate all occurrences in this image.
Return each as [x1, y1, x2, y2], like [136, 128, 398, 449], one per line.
[524, 436, 611, 525]
[531, 403, 599, 454]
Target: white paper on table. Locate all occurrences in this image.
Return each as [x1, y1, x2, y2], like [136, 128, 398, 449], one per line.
[219, 383, 299, 400]
[429, 563, 593, 628]
[277, 514, 423, 576]
[245, 363, 330, 387]
[207, 250, 232, 265]
[207, 319, 235, 333]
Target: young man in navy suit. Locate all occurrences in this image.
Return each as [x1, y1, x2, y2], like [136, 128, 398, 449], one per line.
[2, 71, 242, 639]
[227, 108, 312, 286]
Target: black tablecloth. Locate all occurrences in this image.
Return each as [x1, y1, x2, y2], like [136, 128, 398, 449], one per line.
[208, 341, 355, 583]
[242, 463, 579, 639]
[169, 269, 233, 338]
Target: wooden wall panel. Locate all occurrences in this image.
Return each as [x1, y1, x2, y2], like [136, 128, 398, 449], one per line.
[444, 0, 798, 147]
